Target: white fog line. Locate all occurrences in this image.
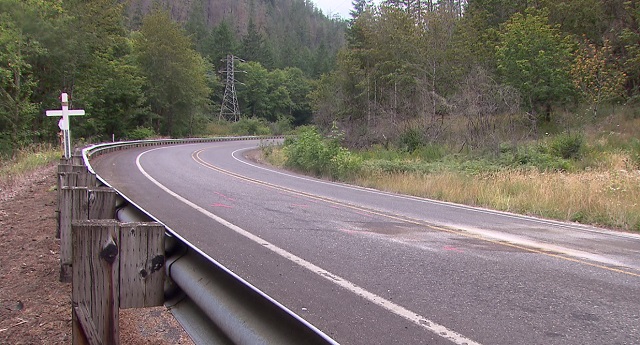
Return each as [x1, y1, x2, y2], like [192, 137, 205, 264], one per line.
[136, 148, 482, 345]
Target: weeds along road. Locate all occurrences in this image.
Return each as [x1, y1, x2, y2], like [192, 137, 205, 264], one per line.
[91, 139, 640, 345]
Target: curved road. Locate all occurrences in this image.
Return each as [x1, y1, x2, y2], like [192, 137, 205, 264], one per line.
[91, 139, 640, 345]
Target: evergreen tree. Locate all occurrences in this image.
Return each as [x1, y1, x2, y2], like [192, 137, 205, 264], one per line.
[208, 20, 238, 68]
[241, 18, 272, 67]
[350, 0, 371, 20]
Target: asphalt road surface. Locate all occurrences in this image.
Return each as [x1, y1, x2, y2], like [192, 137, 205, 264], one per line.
[91, 139, 640, 345]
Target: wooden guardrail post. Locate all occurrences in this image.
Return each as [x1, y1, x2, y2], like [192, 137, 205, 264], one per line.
[60, 187, 88, 282]
[72, 219, 120, 345]
[119, 222, 165, 309]
[88, 187, 117, 219]
[72, 151, 84, 166]
[57, 172, 79, 239]
[59, 186, 116, 282]
[71, 220, 165, 345]
[72, 164, 97, 188]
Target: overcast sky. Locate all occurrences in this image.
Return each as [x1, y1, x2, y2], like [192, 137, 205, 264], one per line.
[312, 0, 355, 18]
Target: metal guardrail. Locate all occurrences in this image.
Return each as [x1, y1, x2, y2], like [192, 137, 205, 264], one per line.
[82, 136, 339, 345]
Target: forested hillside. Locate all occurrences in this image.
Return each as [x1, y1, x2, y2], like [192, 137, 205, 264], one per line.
[125, 0, 346, 76]
[0, 0, 346, 157]
[2, 0, 640, 161]
[314, 0, 640, 149]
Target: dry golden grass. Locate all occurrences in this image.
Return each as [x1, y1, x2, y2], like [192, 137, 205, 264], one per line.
[354, 159, 640, 231]
[0, 145, 61, 186]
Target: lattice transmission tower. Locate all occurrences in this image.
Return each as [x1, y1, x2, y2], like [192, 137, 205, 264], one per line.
[219, 54, 242, 122]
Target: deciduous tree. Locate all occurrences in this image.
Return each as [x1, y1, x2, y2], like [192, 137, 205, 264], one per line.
[135, 10, 211, 137]
[572, 40, 626, 117]
[496, 9, 575, 121]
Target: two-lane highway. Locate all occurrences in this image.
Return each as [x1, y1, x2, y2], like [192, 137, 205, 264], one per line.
[91, 139, 640, 344]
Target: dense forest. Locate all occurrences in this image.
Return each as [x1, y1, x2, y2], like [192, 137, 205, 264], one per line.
[1, 0, 640, 158]
[0, 0, 345, 157]
[124, 0, 347, 76]
[315, 0, 640, 150]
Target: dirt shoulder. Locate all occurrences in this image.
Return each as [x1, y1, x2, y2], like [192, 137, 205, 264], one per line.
[0, 165, 193, 344]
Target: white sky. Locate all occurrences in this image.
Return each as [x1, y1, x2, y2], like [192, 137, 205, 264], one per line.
[312, 0, 355, 18]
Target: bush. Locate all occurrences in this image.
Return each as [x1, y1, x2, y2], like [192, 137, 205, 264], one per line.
[398, 127, 424, 153]
[231, 118, 271, 136]
[205, 120, 233, 136]
[413, 144, 446, 162]
[126, 127, 157, 140]
[270, 115, 294, 135]
[330, 147, 362, 179]
[505, 145, 573, 171]
[549, 133, 585, 159]
[283, 126, 333, 175]
[283, 126, 361, 179]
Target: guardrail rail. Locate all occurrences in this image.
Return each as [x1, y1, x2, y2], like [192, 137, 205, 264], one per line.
[58, 136, 338, 345]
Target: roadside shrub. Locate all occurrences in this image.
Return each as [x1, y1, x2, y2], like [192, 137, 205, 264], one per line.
[126, 127, 157, 140]
[413, 144, 446, 162]
[509, 145, 573, 171]
[284, 126, 335, 175]
[231, 118, 271, 135]
[283, 126, 361, 178]
[549, 133, 585, 159]
[398, 127, 424, 153]
[270, 115, 294, 135]
[330, 147, 362, 179]
[205, 120, 233, 136]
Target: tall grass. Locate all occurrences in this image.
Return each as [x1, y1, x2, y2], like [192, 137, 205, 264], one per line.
[0, 144, 61, 188]
[354, 165, 640, 231]
[264, 107, 640, 232]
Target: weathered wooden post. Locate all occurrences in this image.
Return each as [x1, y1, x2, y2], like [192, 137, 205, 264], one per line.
[60, 187, 89, 282]
[73, 165, 97, 188]
[57, 172, 79, 238]
[59, 186, 116, 281]
[72, 219, 120, 345]
[88, 187, 117, 219]
[72, 149, 84, 166]
[71, 221, 166, 344]
[119, 223, 166, 309]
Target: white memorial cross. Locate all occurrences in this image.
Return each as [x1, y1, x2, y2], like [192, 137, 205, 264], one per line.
[46, 93, 85, 159]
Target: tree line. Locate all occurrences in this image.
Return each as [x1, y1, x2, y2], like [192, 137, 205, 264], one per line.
[0, 0, 344, 158]
[312, 0, 639, 149]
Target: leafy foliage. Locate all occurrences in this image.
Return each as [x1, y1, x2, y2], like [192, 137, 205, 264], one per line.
[126, 127, 157, 140]
[236, 62, 312, 124]
[134, 10, 212, 137]
[0, 0, 343, 157]
[495, 9, 575, 119]
[548, 133, 585, 160]
[0, 0, 45, 156]
[230, 118, 271, 136]
[283, 126, 362, 179]
[572, 39, 626, 117]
